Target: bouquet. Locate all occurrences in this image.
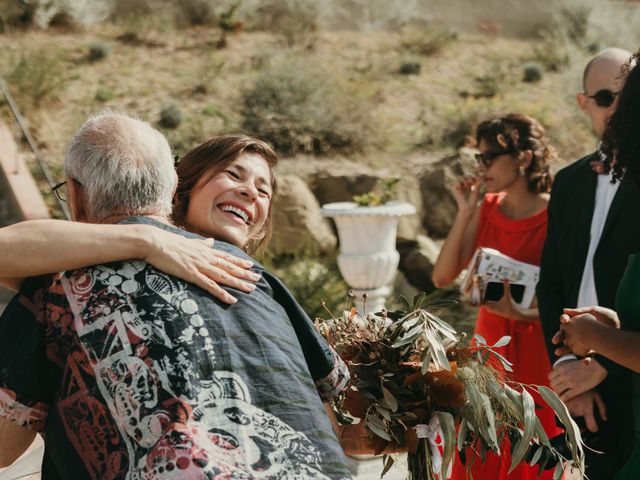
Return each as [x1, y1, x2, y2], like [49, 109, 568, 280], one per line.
[317, 293, 584, 480]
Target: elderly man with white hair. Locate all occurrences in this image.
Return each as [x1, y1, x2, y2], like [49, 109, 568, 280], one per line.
[0, 113, 351, 479]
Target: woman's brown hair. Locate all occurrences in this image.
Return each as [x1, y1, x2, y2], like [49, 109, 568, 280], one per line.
[474, 113, 555, 193]
[173, 134, 278, 254]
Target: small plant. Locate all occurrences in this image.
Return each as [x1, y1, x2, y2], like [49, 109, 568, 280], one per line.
[522, 62, 544, 83]
[254, 0, 318, 49]
[240, 58, 375, 155]
[95, 87, 115, 102]
[400, 25, 458, 56]
[532, 29, 571, 72]
[352, 178, 400, 207]
[399, 59, 421, 76]
[9, 50, 67, 108]
[159, 104, 183, 129]
[87, 42, 111, 62]
[219, 1, 243, 32]
[261, 251, 349, 320]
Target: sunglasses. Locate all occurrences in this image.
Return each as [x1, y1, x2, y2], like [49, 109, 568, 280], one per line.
[586, 89, 618, 108]
[52, 181, 67, 202]
[475, 150, 516, 167]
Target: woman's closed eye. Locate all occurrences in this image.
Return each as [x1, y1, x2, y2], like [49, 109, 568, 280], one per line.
[225, 169, 241, 180]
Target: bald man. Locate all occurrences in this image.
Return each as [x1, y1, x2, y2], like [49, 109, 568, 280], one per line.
[537, 48, 639, 479]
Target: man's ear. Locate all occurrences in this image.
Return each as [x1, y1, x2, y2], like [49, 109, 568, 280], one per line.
[576, 92, 589, 114]
[67, 178, 87, 222]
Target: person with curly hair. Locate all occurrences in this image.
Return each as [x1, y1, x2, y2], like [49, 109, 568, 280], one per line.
[432, 113, 560, 480]
[537, 48, 639, 480]
[552, 47, 640, 480]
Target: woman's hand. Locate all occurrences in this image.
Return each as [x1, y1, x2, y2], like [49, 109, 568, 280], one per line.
[145, 229, 260, 304]
[556, 313, 604, 358]
[483, 279, 525, 320]
[563, 306, 620, 329]
[449, 176, 482, 215]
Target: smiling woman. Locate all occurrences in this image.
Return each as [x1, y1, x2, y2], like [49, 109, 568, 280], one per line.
[173, 135, 278, 255]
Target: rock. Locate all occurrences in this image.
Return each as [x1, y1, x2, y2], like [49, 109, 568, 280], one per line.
[270, 175, 337, 255]
[398, 235, 442, 293]
[419, 150, 476, 239]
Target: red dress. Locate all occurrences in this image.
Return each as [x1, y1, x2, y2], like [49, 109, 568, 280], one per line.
[450, 193, 563, 480]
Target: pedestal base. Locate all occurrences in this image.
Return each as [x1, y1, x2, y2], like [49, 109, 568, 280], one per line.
[351, 286, 390, 314]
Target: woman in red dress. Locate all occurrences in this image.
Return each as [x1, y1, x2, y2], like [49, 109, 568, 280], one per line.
[432, 114, 562, 480]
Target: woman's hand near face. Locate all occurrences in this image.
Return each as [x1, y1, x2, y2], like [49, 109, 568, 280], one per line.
[450, 176, 482, 215]
[145, 228, 260, 304]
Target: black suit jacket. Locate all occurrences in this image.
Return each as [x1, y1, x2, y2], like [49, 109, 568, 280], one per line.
[537, 152, 640, 469]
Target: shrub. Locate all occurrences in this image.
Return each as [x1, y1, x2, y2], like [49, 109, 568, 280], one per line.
[522, 62, 544, 83]
[9, 50, 67, 108]
[87, 42, 111, 62]
[253, 0, 318, 48]
[159, 104, 183, 129]
[400, 25, 458, 56]
[261, 251, 350, 320]
[399, 59, 421, 76]
[0, 0, 36, 31]
[240, 58, 375, 155]
[95, 87, 115, 102]
[532, 29, 571, 72]
[174, 0, 215, 26]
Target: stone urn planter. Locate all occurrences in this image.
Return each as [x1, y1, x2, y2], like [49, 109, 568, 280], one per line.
[321, 201, 416, 313]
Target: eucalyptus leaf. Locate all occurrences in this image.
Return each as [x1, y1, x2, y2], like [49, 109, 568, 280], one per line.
[488, 349, 514, 373]
[553, 460, 564, 480]
[457, 417, 469, 450]
[424, 326, 450, 371]
[509, 388, 536, 473]
[367, 421, 392, 442]
[381, 454, 395, 478]
[492, 335, 511, 348]
[474, 333, 487, 346]
[382, 386, 398, 413]
[392, 330, 423, 348]
[435, 411, 456, 479]
[537, 386, 584, 468]
[529, 445, 544, 467]
[377, 406, 392, 421]
[412, 292, 428, 310]
[395, 295, 411, 311]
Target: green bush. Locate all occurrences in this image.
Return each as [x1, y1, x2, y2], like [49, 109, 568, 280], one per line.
[400, 25, 458, 56]
[95, 87, 115, 102]
[159, 104, 183, 129]
[261, 251, 350, 321]
[87, 42, 111, 62]
[9, 51, 67, 108]
[0, 0, 35, 31]
[522, 62, 544, 83]
[240, 58, 375, 155]
[253, 0, 318, 48]
[399, 59, 421, 75]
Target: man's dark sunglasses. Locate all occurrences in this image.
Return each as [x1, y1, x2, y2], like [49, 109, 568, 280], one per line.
[587, 89, 618, 108]
[475, 150, 516, 167]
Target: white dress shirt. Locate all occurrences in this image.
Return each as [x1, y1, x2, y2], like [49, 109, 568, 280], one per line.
[554, 171, 619, 366]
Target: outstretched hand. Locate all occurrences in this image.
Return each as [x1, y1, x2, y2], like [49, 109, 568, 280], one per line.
[145, 230, 260, 304]
[552, 306, 619, 358]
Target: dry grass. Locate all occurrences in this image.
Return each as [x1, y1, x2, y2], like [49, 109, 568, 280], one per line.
[0, 21, 615, 217]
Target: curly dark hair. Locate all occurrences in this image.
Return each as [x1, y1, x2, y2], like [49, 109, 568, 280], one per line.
[474, 113, 555, 193]
[600, 49, 640, 184]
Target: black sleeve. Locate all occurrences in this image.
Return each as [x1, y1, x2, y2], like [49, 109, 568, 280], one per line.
[536, 175, 567, 363]
[0, 277, 55, 431]
[263, 270, 349, 400]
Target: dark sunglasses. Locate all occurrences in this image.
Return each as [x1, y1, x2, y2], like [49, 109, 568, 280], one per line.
[52, 181, 67, 202]
[475, 150, 516, 167]
[586, 89, 618, 108]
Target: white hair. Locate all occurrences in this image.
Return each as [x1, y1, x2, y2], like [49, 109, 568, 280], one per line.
[65, 112, 177, 222]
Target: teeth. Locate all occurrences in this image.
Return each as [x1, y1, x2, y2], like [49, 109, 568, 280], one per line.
[221, 205, 249, 223]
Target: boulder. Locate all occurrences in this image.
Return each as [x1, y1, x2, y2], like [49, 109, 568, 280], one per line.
[270, 175, 337, 255]
[398, 235, 442, 293]
[419, 150, 476, 239]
